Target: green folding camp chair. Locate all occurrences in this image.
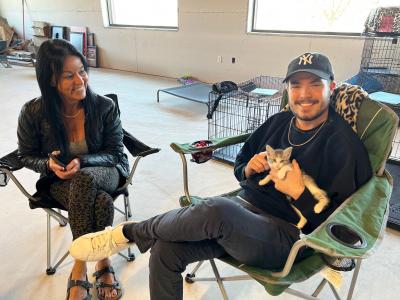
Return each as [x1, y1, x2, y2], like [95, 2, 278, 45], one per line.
[170, 86, 398, 300]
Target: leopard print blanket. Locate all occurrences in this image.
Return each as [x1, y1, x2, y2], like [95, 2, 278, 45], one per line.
[330, 83, 368, 132]
[281, 83, 368, 133]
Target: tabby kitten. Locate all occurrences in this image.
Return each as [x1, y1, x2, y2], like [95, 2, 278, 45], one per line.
[258, 145, 330, 229]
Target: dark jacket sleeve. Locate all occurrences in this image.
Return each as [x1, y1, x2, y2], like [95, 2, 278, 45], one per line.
[78, 99, 125, 168]
[17, 101, 49, 174]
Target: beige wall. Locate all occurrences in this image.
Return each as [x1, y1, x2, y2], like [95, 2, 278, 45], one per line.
[0, 0, 365, 82]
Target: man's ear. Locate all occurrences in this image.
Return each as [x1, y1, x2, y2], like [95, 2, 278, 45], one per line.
[329, 81, 336, 92]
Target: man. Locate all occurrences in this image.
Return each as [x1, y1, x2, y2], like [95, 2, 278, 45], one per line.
[70, 52, 372, 300]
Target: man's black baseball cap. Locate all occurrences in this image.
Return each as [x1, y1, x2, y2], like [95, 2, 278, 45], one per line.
[283, 52, 334, 83]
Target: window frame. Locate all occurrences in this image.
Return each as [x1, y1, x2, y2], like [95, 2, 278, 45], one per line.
[102, 0, 178, 30]
[247, 0, 382, 37]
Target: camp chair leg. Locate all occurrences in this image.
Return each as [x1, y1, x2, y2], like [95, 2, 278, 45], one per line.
[311, 278, 328, 297]
[125, 194, 132, 218]
[185, 261, 205, 283]
[57, 209, 68, 226]
[47, 250, 69, 275]
[286, 279, 342, 300]
[46, 213, 69, 275]
[117, 248, 135, 262]
[209, 259, 229, 300]
[48, 209, 67, 226]
[328, 282, 341, 300]
[46, 213, 52, 273]
[346, 258, 362, 300]
[114, 194, 135, 262]
[286, 288, 321, 300]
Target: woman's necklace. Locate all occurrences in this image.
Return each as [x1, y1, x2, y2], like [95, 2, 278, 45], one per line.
[287, 116, 327, 147]
[63, 109, 82, 119]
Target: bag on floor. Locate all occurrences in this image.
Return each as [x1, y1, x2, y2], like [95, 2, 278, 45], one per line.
[208, 81, 238, 119]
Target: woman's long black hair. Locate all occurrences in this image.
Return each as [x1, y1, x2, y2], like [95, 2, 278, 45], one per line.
[35, 39, 96, 156]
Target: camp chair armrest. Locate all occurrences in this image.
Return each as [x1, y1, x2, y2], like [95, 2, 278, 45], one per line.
[123, 129, 160, 157]
[0, 149, 23, 171]
[135, 148, 161, 157]
[170, 133, 251, 155]
[302, 173, 392, 259]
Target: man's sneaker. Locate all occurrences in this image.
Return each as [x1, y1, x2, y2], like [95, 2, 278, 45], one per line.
[70, 222, 135, 262]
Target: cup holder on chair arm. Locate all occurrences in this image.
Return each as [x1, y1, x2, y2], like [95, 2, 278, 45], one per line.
[326, 222, 367, 249]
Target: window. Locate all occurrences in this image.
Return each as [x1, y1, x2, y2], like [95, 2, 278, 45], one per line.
[104, 0, 178, 29]
[250, 0, 399, 36]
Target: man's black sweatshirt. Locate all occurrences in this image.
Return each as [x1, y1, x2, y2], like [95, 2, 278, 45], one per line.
[234, 107, 372, 234]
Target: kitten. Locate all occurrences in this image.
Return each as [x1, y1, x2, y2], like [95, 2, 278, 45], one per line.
[258, 145, 330, 229]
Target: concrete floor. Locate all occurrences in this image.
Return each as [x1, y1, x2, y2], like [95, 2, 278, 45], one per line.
[0, 66, 399, 300]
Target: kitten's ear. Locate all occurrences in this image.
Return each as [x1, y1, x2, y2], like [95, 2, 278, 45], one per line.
[265, 145, 274, 152]
[283, 147, 293, 160]
[265, 145, 274, 158]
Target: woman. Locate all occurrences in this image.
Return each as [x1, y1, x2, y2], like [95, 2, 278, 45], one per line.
[17, 39, 128, 300]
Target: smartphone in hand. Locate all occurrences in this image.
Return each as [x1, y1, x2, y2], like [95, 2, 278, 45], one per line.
[48, 153, 66, 170]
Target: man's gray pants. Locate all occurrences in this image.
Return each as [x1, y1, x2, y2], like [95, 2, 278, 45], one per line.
[123, 196, 301, 300]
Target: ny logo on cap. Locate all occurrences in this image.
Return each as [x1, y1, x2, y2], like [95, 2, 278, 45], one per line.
[298, 53, 313, 65]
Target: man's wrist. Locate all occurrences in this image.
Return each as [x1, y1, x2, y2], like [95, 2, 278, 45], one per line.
[244, 166, 252, 178]
[291, 186, 305, 201]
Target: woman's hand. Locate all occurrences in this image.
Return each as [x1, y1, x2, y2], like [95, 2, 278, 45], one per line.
[48, 151, 81, 180]
[55, 158, 81, 180]
[48, 150, 65, 173]
[244, 151, 270, 178]
[270, 159, 305, 200]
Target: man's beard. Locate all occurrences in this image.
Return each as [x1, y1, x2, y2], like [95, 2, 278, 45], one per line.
[292, 101, 329, 122]
[292, 103, 329, 122]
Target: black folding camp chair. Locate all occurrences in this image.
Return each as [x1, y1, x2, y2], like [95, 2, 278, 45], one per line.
[0, 93, 160, 275]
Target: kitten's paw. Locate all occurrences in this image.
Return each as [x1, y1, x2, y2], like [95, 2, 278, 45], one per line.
[314, 199, 329, 213]
[297, 217, 307, 229]
[259, 177, 270, 186]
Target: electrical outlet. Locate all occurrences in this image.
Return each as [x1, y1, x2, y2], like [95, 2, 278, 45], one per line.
[217, 56, 222, 63]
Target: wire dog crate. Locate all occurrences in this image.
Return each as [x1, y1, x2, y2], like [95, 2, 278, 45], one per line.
[208, 76, 284, 164]
[360, 36, 400, 94]
[359, 36, 400, 162]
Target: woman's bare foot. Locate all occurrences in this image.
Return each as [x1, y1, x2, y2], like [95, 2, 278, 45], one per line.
[95, 258, 119, 299]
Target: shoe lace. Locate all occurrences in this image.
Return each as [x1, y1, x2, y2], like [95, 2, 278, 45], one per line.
[91, 228, 116, 252]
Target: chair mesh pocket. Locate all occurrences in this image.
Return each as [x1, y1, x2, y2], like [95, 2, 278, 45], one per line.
[0, 171, 9, 187]
[321, 254, 356, 272]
